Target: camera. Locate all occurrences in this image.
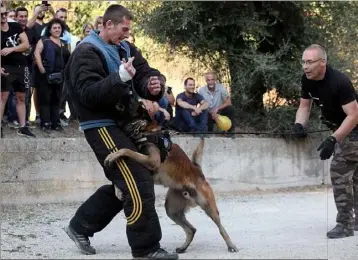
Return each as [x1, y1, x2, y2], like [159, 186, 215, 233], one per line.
[167, 86, 172, 95]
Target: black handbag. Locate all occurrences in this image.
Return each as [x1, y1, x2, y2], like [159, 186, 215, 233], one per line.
[47, 41, 64, 85]
[47, 71, 63, 84]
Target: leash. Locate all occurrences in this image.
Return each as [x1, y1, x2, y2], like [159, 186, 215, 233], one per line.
[170, 129, 331, 136]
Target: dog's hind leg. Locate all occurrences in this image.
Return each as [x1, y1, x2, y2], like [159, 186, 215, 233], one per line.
[165, 188, 197, 254]
[196, 180, 239, 253]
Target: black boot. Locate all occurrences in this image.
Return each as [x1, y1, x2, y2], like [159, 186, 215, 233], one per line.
[134, 248, 179, 259]
[327, 223, 354, 239]
[64, 225, 96, 255]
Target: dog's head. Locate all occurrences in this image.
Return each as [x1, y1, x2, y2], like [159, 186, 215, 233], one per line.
[143, 120, 162, 132]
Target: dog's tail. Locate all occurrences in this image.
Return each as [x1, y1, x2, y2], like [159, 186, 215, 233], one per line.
[192, 138, 204, 168]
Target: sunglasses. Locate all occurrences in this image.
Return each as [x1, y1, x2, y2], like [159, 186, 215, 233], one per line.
[1, 11, 9, 17]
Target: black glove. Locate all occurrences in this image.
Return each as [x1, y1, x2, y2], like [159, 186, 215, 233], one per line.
[317, 136, 337, 160]
[292, 123, 307, 138]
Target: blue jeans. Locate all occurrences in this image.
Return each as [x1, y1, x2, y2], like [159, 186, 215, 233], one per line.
[176, 109, 208, 132]
[154, 97, 169, 125]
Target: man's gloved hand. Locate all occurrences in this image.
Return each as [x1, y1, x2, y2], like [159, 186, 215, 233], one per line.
[147, 76, 162, 96]
[317, 136, 337, 160]
[292, 123, 307, 138]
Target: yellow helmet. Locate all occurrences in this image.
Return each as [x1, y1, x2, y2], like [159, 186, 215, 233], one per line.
[216, 115, 232, 131]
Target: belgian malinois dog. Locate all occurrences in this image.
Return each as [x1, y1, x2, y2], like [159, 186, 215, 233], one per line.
[104, 122, 238, 254]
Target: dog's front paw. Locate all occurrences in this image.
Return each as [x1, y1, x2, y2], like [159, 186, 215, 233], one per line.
[104, 153, 119, 168]
[228, 245, 239, 253]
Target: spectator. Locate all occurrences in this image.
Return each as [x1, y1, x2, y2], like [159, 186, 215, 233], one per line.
[15, 6, 38, 127]
[175, 77, 209, 132]
[154, 96, 171, 126]
[160, 74, 175, 118]
[40, 8, 71, 48]
[7, 9, 15, 21]
[27, 4, 55, 39]
[1, 3, 34, 138]
[76, 22, 94, 46]
[93, 15, 103, 31]
[34, 18, 70, 132]
[27, 3, 55, 124]
[39, 7, 76, 124]
[198, 71, 236, 132]
[165, 86, 175, 118]
[127, 33, 135, 44]
[126, 32, 142, 55]
[151, 75, 172, 127]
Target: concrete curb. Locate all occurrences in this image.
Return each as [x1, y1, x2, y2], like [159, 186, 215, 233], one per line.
[0, 136, 331, 204]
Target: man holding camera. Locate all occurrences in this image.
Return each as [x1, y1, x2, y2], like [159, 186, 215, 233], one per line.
[293, 44, 358, 238]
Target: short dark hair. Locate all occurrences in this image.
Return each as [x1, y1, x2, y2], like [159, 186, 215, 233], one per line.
[43, 18, 66, 38]
[103, 4, 133, 27]
[15, 6, 28, 17]
[184, 77, 195, 86]
[56, 8, 67, 14]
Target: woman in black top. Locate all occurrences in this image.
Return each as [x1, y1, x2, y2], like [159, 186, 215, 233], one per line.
[34, 18, 70, 131]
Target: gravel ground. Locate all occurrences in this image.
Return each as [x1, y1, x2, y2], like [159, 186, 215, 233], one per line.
[1, 189, 357, 259]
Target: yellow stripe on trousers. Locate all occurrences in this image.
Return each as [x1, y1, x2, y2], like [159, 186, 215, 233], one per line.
[98, 127, 142, 225]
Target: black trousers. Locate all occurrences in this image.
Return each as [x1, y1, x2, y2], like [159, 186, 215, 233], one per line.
[37, 73, 62, 128]
[208, 105, 236, 132]
[69, 125, 162, 257]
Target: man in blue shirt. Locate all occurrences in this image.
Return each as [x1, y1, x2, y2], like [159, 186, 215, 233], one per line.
[198, 71, 236, 132]
[175, 77, 209, 132]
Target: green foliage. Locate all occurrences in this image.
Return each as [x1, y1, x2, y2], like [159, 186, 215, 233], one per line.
[303, 1, 358, 82]
[6, 0, 38, 11]
[6, 1, 358, 132]
[137, 1, 308, 130]
[71, 1, 106, 36]
[137, 1, 358, 132]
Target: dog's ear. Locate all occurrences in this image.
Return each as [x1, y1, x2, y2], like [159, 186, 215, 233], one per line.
[192, 138, 204, 167]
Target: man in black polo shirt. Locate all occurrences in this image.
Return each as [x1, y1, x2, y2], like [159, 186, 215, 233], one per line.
[292, 44, 358, 238]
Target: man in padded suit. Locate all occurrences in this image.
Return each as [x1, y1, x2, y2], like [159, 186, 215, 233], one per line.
[63, 4, 178, 260]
